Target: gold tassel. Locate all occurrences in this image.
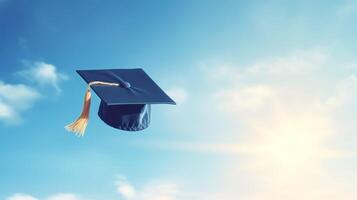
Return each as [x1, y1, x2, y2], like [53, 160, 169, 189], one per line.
[65, 87, 92, 137]
[65, 81, 119, 137]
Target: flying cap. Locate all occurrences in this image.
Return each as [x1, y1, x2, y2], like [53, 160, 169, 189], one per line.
[65, 68, 175, 136]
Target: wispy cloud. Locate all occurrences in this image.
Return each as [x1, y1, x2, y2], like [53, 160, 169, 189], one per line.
[215, 85, 276, 112]
[337, 0, 357, 17]
[18, 61, 67, 92]
[325, 74, 357, 109]
[166, 87, 188, 104]
[0, 81, 41, 124]
[199, 63, 240, 81]
[246, 49, 326, 76]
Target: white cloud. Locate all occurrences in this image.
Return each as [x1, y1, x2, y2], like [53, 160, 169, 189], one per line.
[7, 194, 38, 200]
[0, 100, 16, 120]
[115, 177, 179, 200]
[0, 61, 66, 124]
[46, 193, 80, 200]
[140, 182, 179, 200]
[0, 81, 41, 124]
[116, 177, 136, 199]
[166, 88, 188, 104]
[6, 180, 179, 200]
[6, 193, 80, 200]
[19, 61, 67, 92]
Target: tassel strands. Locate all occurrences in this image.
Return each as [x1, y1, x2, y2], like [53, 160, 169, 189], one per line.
[65, 81, 120, 137]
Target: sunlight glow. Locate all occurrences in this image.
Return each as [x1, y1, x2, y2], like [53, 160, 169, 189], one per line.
[244, 112, 334, 173]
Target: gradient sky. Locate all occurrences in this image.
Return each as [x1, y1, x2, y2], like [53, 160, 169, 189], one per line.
[1, 0, 357, 200]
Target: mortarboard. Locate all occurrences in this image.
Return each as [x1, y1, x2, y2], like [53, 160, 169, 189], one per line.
[65, 68, 175, 136]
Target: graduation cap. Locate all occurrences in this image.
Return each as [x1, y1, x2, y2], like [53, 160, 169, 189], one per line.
[65, 68, 175, 136]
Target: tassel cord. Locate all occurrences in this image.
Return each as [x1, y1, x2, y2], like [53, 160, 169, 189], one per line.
[65, 81, 120, 137]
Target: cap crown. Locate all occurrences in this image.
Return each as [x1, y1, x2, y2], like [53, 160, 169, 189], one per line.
[77, 68, 176, 105]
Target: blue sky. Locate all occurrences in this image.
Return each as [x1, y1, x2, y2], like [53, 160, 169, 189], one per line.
[1, 0, 357, 200]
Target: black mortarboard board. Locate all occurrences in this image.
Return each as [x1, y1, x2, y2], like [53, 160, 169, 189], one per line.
[65, 68, 175, 136]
